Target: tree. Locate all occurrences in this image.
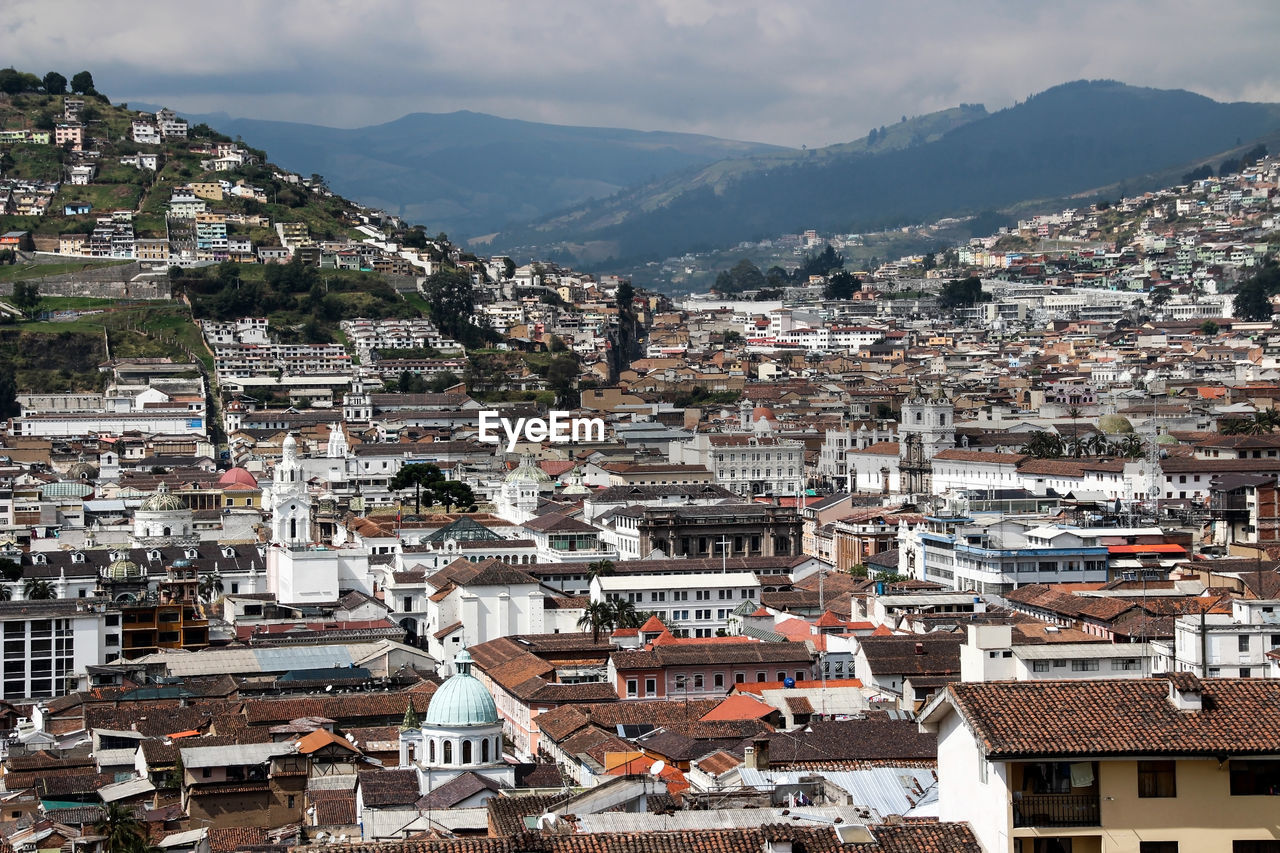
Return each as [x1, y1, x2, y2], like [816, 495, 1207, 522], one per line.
[1019, 431, 1065, 459]
[1149, 287, 1171, 310]
[197, 572, 224, 603]
[427, 371, 460, 393]
[0, 361, 17, 422]
[937, 276, 988, 309]
[546, 352, 580, 408]
[11, 281, 40, 318]
[42, 71, 67, 95]
[389, 463, 444, 514]
[576, 600, 614, 643]
[824, 270, 860, 300]
[396, 370, 427, 394]
[0, 559, 20, 583]
[607, 598, 643, 630]
[922, 252, 936, 271]
[1233, 259, 1280, 322]
[94, 802, 147, 853]
[23, 578, 55, 600]
[0, 585, 9, 602]
[712, 259, 766, 295]
[797, 244, 844, 280]
[501, 257, 516, 280]
[69, 70, 96, 96]
[420, 267, 475, 340]
[616, 281, 635, 312]
[1199, 320, 1220, 336]
[586, 560, 615, 582]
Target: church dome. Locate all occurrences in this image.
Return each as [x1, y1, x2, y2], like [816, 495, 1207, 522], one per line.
[218, 467, 258, 489]
[423, 650, 499, 728]
[504, 456, 551, 485]
[107, 558, 140, 579]
[140, 483, 185, 512]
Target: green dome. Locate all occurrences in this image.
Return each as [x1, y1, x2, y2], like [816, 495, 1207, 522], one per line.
[1097, 414, 1134, 435]
[423, 650, 499, 728]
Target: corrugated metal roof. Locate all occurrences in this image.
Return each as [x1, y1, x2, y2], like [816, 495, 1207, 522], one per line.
[738, 766, 938, 819]
[97, 776, 155, 803]
[571, 805, 870, 834]
[179, 742, 294, 768]
[1013, 642, 1152, 660]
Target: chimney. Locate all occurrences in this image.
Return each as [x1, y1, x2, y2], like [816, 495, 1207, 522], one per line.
[744, 745, 756, 770]
[752, 736, 770, 771]
[1167, 672, 1203, 712]
[914, 642, 925, 656]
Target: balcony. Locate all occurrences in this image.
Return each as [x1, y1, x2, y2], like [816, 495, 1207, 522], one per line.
[1012, 794, 1100, 828]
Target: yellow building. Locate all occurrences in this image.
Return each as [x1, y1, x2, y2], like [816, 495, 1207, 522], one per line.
[920, 675, 1280, 853]
[187, 181, 224, 201]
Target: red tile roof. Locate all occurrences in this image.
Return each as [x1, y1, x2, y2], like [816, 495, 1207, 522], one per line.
[943, 677, 1280, 757]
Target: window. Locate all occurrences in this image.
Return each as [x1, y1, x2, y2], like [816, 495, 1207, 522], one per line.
[1139, 843, 1178, 853]
[626, 679, 637, 698]
[714, 673, 724, 688]
[1239, 635, 1252, 653]
[1032, 661, 1050, 673]
[735, 672, 745, 683]
[287, 795, 296, 809]
[645, 678, 656, 697]
[756, 671, 766, 682]
[1071, 660, 1100, 672]
[1138, 760, 1177, 798]
[1234, 843, 1280, 853]
[443, 741, 452, 764]
[1230, 759, 1280, 795]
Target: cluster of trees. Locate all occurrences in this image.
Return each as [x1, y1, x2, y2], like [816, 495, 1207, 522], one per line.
[0, 68, 96, 96]
[575, 561, 646, 641]
[1220, 410, 1280, 436]
[180, 260, 415, 338]
[10, 281, 41, 318]
[420, 265, 499, 348]
[1232, 258, 1280, 322]
[1019, 430, 1144, 460]
[936, 276, 991, 309]
[711, 245, 858, 301]
[394, 370, 460, 394]
[388, 463, 476, 514]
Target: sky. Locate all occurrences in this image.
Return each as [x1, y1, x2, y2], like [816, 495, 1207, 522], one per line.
[7, 0, 1280, 148]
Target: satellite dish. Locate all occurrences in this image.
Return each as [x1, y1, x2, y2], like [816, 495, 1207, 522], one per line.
[649, 760, 666, 776]
[536, 813, 558, 830]
[325, 684, 333, 692]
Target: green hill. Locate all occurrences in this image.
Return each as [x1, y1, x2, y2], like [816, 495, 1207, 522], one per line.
[491, 81, 1280, 267]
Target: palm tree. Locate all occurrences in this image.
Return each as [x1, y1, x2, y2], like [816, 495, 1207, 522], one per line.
[197, 572, 224, 603]
[607, 598, 643, 630]
[94, 802, 148, 853]
[586, 560, 615, 582]
[1019, 431, 1064, 459]
[0, 585, 10, 602]
[1119, 434, 1145, 458]
[1084, 433, 1112, 458]
[22, 578, 54, 600]
[576, 600, 615, 644]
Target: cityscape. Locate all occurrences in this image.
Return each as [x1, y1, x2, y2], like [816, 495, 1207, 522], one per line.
[0, 4, 1279, 853]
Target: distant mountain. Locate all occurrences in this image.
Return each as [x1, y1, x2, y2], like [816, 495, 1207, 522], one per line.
[493, 81, 1280, 266]
[179, 110, 786, 239]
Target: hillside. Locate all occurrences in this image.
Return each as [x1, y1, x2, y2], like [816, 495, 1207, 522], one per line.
[0, 92, 365, 247]
[491, 81, 1280, 267]
[177, 110, 786, 240]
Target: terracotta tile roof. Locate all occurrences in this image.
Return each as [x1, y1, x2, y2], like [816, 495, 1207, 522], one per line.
[416, 771, 504, 810]
[857, 633, 963, 678]
[945, 677, 1280, 758]
[612, 640, 812, 670]
[694, 750, 741, 776]
[208, 827, 267, 853]
[309, 822, 979, 851]
[746, 719, 937, 765]
[241, 693, 432, 727]
[698, 694, 777, 722]
[357, 768, 421, 807]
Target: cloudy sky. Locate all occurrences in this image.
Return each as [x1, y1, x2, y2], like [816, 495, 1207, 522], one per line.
[8, 0, 1280, 148]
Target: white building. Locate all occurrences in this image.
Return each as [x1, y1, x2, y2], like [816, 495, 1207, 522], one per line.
[1152, 597, 1280, 678]
[592, 571, 761, 638]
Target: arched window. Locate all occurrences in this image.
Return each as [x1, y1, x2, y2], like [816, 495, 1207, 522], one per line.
[428, 739, 436, 762]
[289, 518, 297, 540]
[162, 527, 171, 537]
[481, 738, 489, 763]
[443, 740, 452, 764]
[462, 740, 472, 764]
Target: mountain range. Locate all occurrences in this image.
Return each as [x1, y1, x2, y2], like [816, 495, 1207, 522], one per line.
[179, 81, 1280, 267]
[168, 109, 783, 240]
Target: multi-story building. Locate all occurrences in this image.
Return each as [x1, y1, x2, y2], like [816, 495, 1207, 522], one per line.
[921, 675, 1280, 853]
[669, 433, 806, 497]
[1152, 597, 1280, 678]
[592, 570, 762, 638]
[609, 639, 813, 700]
[0, 599, 119, 699]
